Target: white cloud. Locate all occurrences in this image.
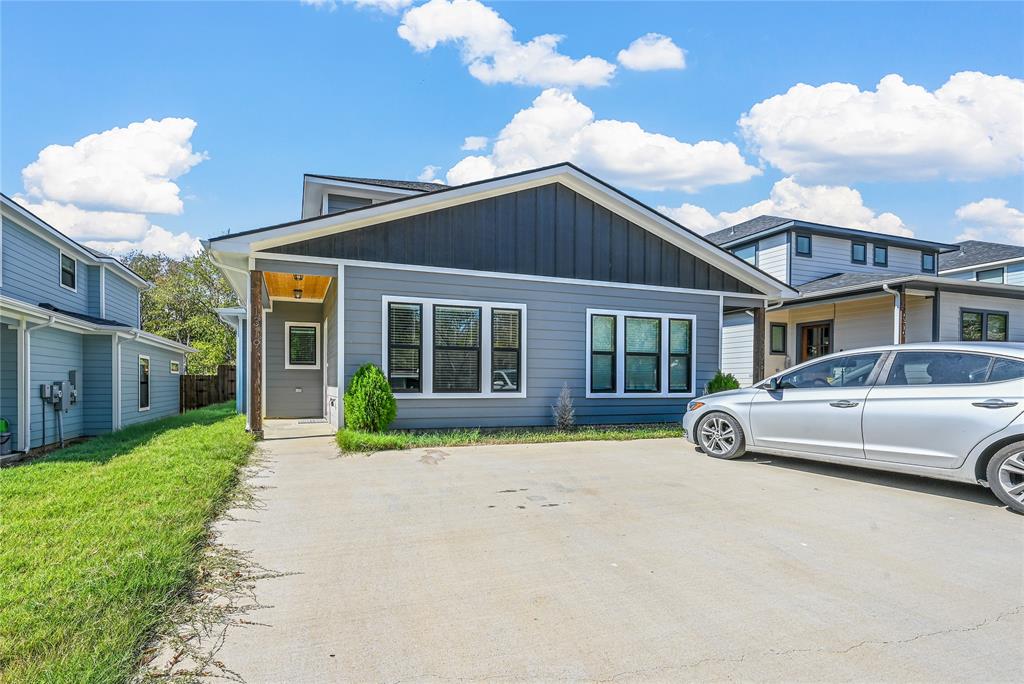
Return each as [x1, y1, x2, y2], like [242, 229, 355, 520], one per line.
[301, 0, 415, 12]
[617, 33, 685, 71]
[955, 198, 1024, 245]
[21, 117, 206, 215]
[461, 135, 489, 151]
[397, 0, 616, 88]
[417, 164, 442, 182]
[658, 177, 910, 237]
[739, 71, 1024, 182]
[445, 88, 759, 192]
[86, 226, 202, 259]
[13, 197, 150, 241]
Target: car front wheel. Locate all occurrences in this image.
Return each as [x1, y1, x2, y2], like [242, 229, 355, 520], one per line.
[987, 443, 1024, 515]
[696, 412, 747, 460]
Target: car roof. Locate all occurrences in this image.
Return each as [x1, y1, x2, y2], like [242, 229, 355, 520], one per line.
[834, 342, 1024, 357]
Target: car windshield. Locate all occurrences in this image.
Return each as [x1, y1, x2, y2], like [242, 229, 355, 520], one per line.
[777, 353, 882, 389]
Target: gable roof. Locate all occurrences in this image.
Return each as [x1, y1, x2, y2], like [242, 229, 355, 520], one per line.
[789, 271, 1023, 303]
[0, 193, 150, 288]
[707, 214, 958, 253]
[304, 174, 447, 193]
[938, 239, 1024, 272]
[207, 163, 797, 299]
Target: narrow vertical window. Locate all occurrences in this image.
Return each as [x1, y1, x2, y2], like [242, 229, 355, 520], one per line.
[590, 314, 616, 393]
[795, 234, 812, 257]
[491, 308, 521, 392]
[138, 356, 150, 411]
[987, 312, 1008, 342]
[388, 303, 422, 392]
[921, 253, 936, 273]
[60, 252, 77, 290]
[668, 319, 692, 393]
[851, 242, 866, 264]
[770, 322, 787, 354]
[433, 305, 481, 392]
[960, 311, 983, 341]
[624, 316, 660, 392]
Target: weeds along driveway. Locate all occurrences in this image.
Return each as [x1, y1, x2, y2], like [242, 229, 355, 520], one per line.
[209, 426, 1023, 683]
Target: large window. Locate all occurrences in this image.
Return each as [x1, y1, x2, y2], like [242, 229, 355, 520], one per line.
[285, 321, 320, 369]
[778, 353, 882, 389]
[961, 309, 1008, 342]
[382, 297, 526, 397]
[491, 308, 522, 392]
[138, 355, 151, 411]
[976, 267, 1005, 284]
[586, 309, 696, 397]
[60, 251, 77, 291]
[387, 303, 422, 392]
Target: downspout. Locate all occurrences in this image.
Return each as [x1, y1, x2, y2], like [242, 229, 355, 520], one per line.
[24, 316, 56, 450]
[881, 284, 901, 344]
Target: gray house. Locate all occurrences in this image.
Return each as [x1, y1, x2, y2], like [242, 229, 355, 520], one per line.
[206, 163, 795, 434]
[0, 194, 193, 458]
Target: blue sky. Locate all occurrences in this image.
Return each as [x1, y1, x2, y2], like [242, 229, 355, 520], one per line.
[2, 1, 1022, 256]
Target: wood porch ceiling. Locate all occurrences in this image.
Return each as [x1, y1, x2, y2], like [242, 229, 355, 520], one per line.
[264, 272, 331, 300]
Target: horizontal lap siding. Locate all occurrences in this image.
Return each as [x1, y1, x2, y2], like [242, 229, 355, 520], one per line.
[756, 233, 788, 283]
[83, 335, 113, 434]
[721, 313, 754, 386]
[0, 325, 18, 449]
[1, 217, 90, 314]
[121, 340, 182, 426]
[105, 272, 140, 327]
[345, 265, 721, 428]
[939, 292, 1024, 342]
[29, 327, 84, 447]
[790, 234, 929, 286]
[1007, 263, 1024, 286]
[272, 183, 756, 295]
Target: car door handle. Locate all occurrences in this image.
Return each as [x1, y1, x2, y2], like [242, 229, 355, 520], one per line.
[829, 400, 860, 408]
[972, 399, 1019, 409]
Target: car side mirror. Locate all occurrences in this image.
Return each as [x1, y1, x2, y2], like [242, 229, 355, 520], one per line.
[767, 377, 782, 392]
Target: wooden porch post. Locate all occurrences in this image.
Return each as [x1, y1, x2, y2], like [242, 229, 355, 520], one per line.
[897, 285, 907, 344]
[249, 270, 264, 439]
[752, 306, 766, 383]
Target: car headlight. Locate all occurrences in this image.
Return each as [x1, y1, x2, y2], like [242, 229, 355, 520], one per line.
[687, 400, 705, 412]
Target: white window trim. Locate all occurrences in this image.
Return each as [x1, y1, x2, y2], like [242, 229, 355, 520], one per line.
[381, 295, 527, 399]
[138, 355, 151, 411]
[170, 359, 181, 374]
[59, 250, 77, 292]
[285, 321, 321, 370]
[585, 308, 697, 399]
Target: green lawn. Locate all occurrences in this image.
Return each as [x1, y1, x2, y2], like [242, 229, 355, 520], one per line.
[0, 403, 254, 684]
[338, 424, 683, 453]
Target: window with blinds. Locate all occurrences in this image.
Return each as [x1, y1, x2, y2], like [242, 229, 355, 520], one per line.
[286, 323, 319, 368]
[491, 308, 521, 392]
[433, 305, 481, 392]
[586, 310, 695, 397]
[625, 316, 660, 392]
[388, 303, 422, 392]
[668, 319, 692, 392]
[590, 314, 616, 393]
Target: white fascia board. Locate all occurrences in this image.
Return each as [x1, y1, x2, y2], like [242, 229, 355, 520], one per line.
[210, 166, 795, 298]
[791, 274, 1024, 304]
[939, 256, 1024, 275]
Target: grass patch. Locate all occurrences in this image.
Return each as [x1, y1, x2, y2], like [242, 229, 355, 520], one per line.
[0, 402, 254, 684]
[338, 424, 683, 453]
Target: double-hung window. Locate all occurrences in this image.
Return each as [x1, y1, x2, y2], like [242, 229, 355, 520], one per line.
[586, 309, 696, 398]
[382, 297, 526, 397]
[60, 251, 77, 291]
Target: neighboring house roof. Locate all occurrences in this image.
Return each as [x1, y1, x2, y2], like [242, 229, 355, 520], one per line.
[786, 271, 1023, 304]
[938, 239, 1024, 272]
[796, 272, 917, 294]
[706, 214, 958, 253]
[0, 193, 150, 288]
[38, 303, 130, 327]
[207, 162, 798, 299]
[304, 174, 448, 193]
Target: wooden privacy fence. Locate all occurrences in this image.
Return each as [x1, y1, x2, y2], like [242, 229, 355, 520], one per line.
[180, 364, 236, 412]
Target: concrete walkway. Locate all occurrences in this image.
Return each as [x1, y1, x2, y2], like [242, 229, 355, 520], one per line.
[209, 423, 1023, 682]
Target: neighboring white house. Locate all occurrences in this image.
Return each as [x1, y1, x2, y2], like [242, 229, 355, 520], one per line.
[707, 216, 1024, 383]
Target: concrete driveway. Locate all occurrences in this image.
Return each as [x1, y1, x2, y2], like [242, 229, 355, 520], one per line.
[210, 422, 1023, 682]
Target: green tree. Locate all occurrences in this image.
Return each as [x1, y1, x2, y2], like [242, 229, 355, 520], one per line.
[121, 251, 239, 374]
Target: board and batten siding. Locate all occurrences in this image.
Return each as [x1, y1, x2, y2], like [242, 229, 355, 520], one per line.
[938, 292, 1024, 342]
[28, 326, 84, 448]
[265, 300, 324, 418]
[344, 265, 737, 429]
[0, 322, 19, 450]
[1, 216, 91, 314]
[104, 270, 141, 327]
[271, 183, 757, 295]
[120, 340, 182, 426]
[721, 312, 754, 386]
[82, 334, 113, 435]
[789, 234, 930, 286]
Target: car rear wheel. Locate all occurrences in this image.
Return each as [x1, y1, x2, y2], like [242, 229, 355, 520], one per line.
[987, 443, 1024, 515]
[697, 412, 746, 460]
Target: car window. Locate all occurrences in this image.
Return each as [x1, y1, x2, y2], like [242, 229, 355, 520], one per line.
[988, 358, 1024, 383]
[778, 353, 882, 389]
[885, 351, 995, 386]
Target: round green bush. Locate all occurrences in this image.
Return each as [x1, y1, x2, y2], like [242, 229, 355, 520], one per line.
[343, 363, 397, 432]
[705, 370, 741, 394]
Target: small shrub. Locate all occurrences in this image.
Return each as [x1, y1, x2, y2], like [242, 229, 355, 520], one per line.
[705, 370, 741, 394]
[551, 383, 576, 430]
[343, 364, 397, 432]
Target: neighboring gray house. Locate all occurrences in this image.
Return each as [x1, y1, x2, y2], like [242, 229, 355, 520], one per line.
[707, 216, 1024, 383]
[0, 194, 193, 458]
[206, 164, 795, 434]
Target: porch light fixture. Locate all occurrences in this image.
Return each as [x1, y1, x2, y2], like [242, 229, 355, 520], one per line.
[293, 289, 302, 299]
[294, 274, 304, 281]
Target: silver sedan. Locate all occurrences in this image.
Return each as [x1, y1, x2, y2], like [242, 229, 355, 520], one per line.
[683, 342, 1024, 514]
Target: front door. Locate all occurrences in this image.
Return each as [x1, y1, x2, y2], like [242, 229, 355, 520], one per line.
[749, 352, 885, 459]
[798, 321, 832, 362]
